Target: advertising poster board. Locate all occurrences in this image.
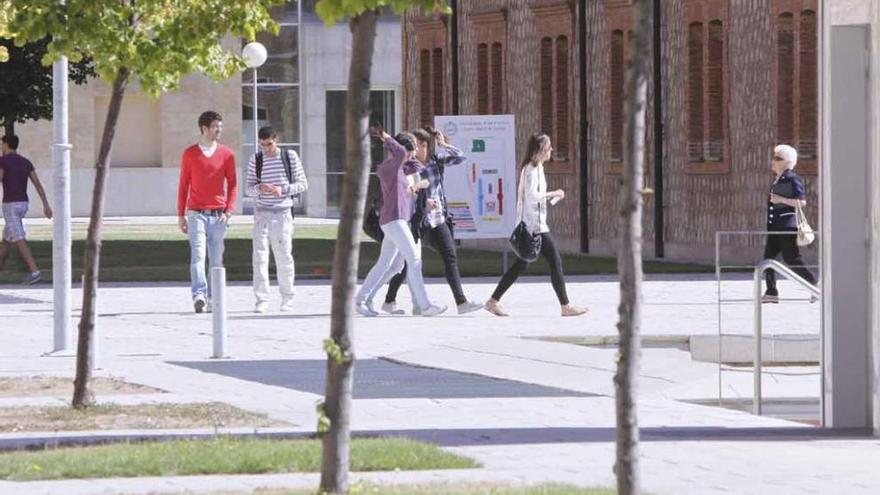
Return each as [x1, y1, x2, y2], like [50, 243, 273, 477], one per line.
[434, 114, 517, 240]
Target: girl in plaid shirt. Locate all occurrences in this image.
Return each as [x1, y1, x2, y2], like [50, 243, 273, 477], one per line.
[381, 128, 485, 316]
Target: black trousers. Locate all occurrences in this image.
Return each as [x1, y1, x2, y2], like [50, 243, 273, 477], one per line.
[385, 222, 467, 305]
[762, 229, 817, 295]
[491, 232, 569, 305]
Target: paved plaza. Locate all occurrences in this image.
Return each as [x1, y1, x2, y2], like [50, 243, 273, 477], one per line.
[0, 263, 874, 494]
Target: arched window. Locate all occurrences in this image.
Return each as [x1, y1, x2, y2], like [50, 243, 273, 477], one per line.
[610, 30, 625, 163]
[685, 2, 728, 174]
[477, 43, 489, 115]
[540, 36, 555, 139]
[533, 3, 574, 172]
[419, 49, 432, 128]
[491, 42, 504, 114]
[414, 19, 447, 128]
[687, 21, 704, 163]
[776, 13, 795, 146]
[773, 3, 818, 171]
[799, 9, 817, 159]
[432, 48, 444, 118]
[555, 35, 570, 160]
[472, 11, 507, 116]
[706, 20, 724, 161]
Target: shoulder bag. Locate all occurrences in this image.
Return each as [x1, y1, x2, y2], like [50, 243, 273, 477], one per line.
[509, 166, 542, 262]
[795, 203, 815, 247]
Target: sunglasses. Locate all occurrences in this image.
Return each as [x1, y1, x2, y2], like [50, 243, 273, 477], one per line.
[772, 156, 784, 161]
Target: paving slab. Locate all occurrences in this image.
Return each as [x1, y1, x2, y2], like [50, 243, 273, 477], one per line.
[0, 276, 862, 495]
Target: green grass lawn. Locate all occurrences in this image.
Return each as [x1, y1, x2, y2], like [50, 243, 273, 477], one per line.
[0, 437, 477, 481]
[0, 223, 710, 284]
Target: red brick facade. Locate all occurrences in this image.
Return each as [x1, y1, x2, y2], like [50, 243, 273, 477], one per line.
[402, 0, 820, 261]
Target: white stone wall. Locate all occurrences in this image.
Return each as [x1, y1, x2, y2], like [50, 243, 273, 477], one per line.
[10, 22, 402, 219]
[300, 18, 402, 217]
[14, 70, 242, 217]
[824, 0, 880, 433]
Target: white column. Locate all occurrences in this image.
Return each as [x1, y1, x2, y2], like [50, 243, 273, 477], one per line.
[51, 53, 72, 355]
[822, 22, 872, 428]
[252, 67, 259, 149]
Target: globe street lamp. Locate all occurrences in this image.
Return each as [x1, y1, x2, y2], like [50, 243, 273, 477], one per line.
[242, 41, 268, 151]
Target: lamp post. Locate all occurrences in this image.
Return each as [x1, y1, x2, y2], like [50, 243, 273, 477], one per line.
[51, 3, 73, 354]
[242, 41, 268, 150]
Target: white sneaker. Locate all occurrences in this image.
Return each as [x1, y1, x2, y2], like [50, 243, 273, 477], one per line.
[456, 301, 484, 315]
[280, 299, 294, 312]
[193, 295, 207, 314]
[205, 301, 213, 313]
[381, 302, 405, 315]
[421, 304, 447, 317]
[412, 306, 422, 316]
[561, 304, 588, 317]
[484, 299, 509, 317]
[355, 302, 378, 317]
[255, 301, 269, 313]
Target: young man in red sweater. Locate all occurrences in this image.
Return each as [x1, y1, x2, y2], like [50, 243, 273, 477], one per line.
[177, 111, 238, 313]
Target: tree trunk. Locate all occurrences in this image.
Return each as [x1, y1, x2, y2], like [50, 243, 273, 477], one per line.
[615, 1, 652, 494]
[320, 10, 378, 494]
[3, 120, 13, 136]
[72, 67, 129, 408]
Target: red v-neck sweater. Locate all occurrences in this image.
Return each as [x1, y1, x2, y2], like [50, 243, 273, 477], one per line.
[177, 144, 238, 216]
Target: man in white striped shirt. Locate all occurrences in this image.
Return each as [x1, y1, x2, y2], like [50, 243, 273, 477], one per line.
[246, 126, 308, 313]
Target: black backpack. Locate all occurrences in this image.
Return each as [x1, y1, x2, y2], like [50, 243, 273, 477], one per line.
[255, 148, 298, 217]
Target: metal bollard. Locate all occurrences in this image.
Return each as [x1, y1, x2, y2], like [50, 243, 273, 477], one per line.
[211, 267, 227, 358]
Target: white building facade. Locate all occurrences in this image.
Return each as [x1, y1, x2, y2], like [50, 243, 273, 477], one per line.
[12, 1, 402, 219]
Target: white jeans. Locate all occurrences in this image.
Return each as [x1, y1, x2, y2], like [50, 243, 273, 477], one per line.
[252, 209, 295, 303]
[356, 219, 430, 309]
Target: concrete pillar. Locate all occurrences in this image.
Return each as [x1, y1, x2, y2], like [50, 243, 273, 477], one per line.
[821, 23, 872, 428]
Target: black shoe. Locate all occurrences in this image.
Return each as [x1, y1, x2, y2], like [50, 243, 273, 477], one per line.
[761, 293, 779, 304]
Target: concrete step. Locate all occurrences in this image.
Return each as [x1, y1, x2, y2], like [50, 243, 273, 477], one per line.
[534, 334, 820, 366]
[685, 397, 821, 425]
[691, 334, 819, 365]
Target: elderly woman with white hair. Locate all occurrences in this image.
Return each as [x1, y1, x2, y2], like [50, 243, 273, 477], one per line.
[761, 144, 818, 303]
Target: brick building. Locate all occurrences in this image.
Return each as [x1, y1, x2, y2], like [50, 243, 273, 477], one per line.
[402, 0, 819, 262]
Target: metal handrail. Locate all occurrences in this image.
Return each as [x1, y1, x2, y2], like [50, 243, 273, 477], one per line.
[753, 259, 821, 416]
[715, 230, 820, 408]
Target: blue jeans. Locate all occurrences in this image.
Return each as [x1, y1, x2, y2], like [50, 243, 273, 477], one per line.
[187, 211, 227, 300]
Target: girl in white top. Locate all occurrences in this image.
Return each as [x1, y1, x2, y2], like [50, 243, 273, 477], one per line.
[484, 133, 588, 317]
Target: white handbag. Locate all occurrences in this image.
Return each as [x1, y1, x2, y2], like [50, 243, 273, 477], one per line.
[795, 204, 815, 246]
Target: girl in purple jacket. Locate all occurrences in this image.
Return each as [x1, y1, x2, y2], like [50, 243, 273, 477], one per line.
[354, 127, 447, 317]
